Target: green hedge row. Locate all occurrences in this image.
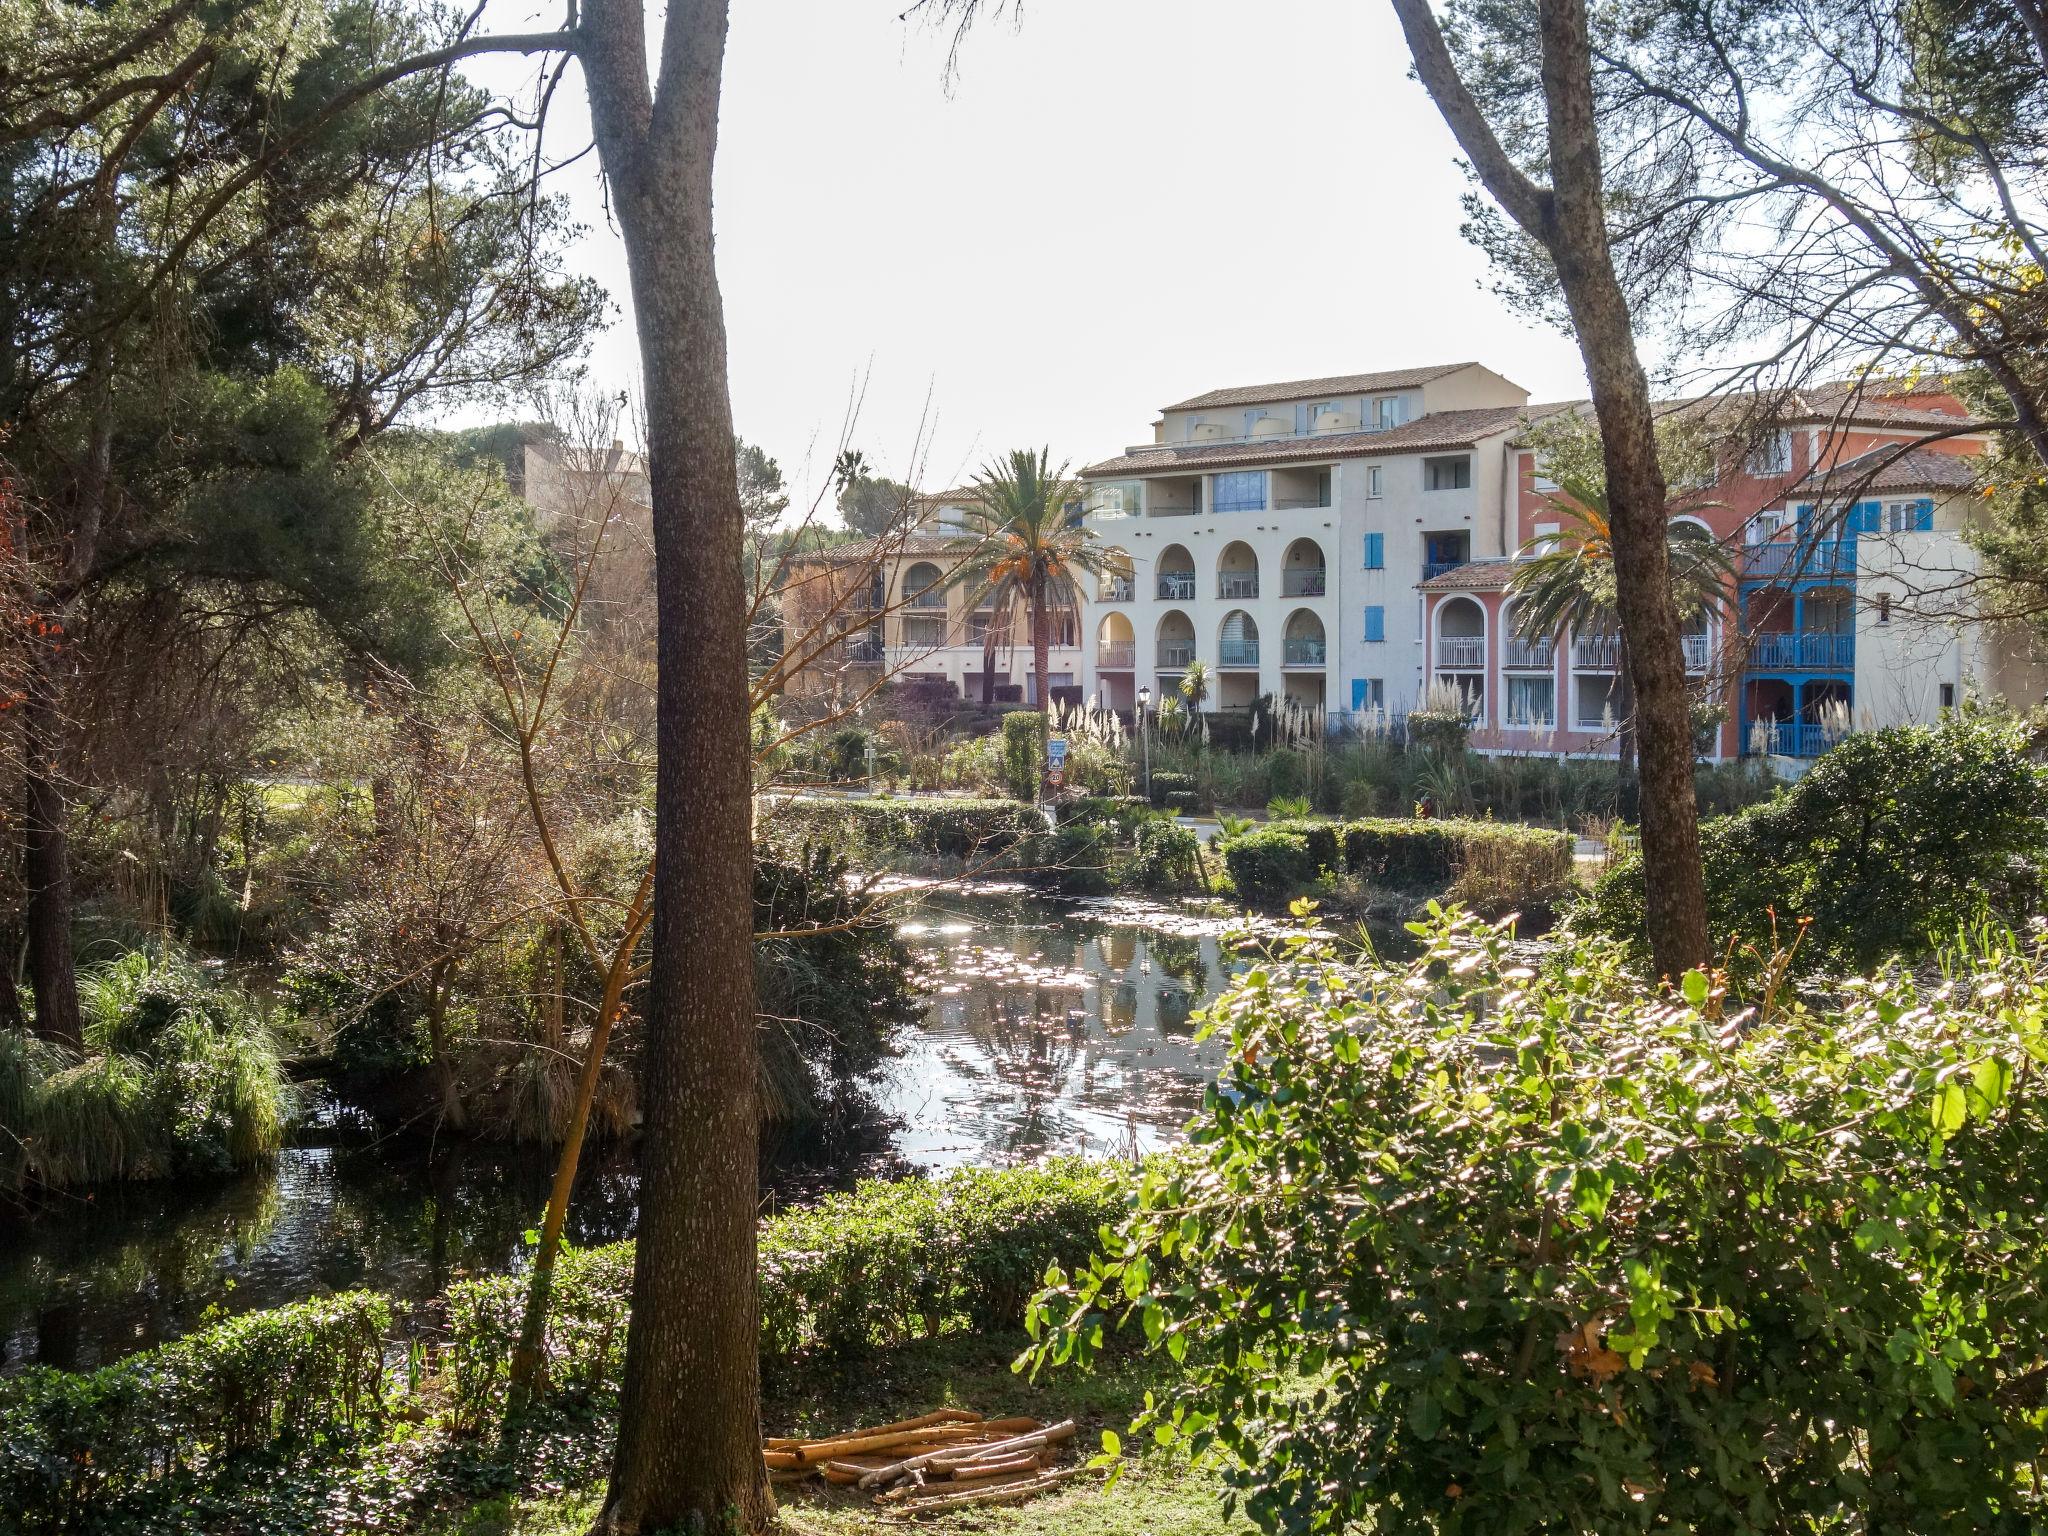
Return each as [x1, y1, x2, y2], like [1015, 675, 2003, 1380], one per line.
[1222, 817, 1574, 907]
[760, 795, 1044, 862]
[444, 1159, 1134, 1431]
[0, 1292, 391, 1530]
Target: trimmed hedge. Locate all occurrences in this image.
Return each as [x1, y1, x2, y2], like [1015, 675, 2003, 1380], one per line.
[1147, 771, 1196, 809]
[445, 1159, 1133, 1431]
[0, 1292, 391, 1529]
[761, 796, 1044, 863]
[1222, 816, 1574, 910]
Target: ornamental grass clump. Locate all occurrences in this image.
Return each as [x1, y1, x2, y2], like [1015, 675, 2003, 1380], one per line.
[1027, 909, 2048, 1535]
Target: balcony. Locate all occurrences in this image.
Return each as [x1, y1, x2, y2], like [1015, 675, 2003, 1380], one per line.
[1503, 638, 1554, 669]
[1422, 560, 1468, 582]
[843, 634, 883, 664]
[1099, 578, 1134, 603]
[1575, 713, 1617, 732]
[1683, 634, 1711, 672]
[1437, 636, 1485, 670]
[1282, 568, 1328, 598]
[1157, 642, 1194, 669]
[1098, 642, 1136, 669]
[1742, 540, 1856, 580]
[1573, 635, 1623, 670]
[1747, 631, 1854, 671]
[1283, 639, 1327, 667]
[1147, 502, 1199, 517]
[1217, 643, 1260, 669]
[1748, 721, 1833, 758]
[1274, 496, 1333, 510]
[1218, 572, 1259, 600]
[907, 589, 948, 610]
[1158, 574, 1196, 601]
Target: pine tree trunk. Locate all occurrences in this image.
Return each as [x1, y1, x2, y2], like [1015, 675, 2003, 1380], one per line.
[22, 639, 80, 1051]
[580, 1, 773, 1530]
[1535, 0, 1706, 976]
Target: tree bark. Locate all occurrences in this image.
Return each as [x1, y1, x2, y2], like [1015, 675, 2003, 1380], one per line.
[1391, 0, 1708, 976]
[1032, 573, 1051, 796]
[22, 638, 80, 1050]
[580, 1, 773, 1530]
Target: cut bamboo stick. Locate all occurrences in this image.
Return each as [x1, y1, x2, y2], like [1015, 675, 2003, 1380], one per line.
[858, 1419, 1076, 1488]
[942, 1453, 1042, 1485]
[791, 1423, 985, 1464]
[764, 1408, 983, 1451]
[881, 1467, 1086, 1516]
[763, 1450, 806, 1471]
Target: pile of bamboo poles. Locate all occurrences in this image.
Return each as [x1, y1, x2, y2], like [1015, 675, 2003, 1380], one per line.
[763, 1409, 1082, 1516]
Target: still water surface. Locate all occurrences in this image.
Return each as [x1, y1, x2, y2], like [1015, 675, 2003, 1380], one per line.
[1, 887, 1248, 1371]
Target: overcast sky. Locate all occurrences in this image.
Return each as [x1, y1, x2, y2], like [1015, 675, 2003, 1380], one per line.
[466, 0, 1597, 510]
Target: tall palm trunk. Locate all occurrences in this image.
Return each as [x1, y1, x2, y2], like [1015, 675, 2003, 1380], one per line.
[1031, 572, 1051, 796]
[580, 0, 772, 1529]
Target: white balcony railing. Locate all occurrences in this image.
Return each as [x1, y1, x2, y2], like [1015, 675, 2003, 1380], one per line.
[1503, 638, 1554, 669]
[1158, 574, 1196, 601]
[1437, 636, 1485, 670]
[1098, 578, 1134, 603]
[1573, 635, 1624, 670]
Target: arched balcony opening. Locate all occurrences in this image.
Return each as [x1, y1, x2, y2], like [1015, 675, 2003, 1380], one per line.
[1217, 541, 1260, 601]
[1096, 547, 1134, 603]
[1435, 596, 1485, 671]
[1281, 537, 1327, 598]
[1283, 609, 1326, 668]
[1096, 612, 1136, 670]
[1218, 609, 1260, 670]
[1156, 544, 1195, 602]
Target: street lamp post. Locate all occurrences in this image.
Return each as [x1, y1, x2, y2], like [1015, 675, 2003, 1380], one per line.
[1136, 685, 1152, 805]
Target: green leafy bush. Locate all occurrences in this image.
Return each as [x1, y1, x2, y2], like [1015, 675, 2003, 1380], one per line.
[761, 795, 1042, 865]
[1054, 795, 1152, 831]
[3, 948, 292, 1193]
[445, 1160, 1132, 1430]
[1584, 714, 2048, 967]
[0, 1292, 391, 1530]
[1129, 818, 1205, 892]
[1001, 710, 1044, 800]
[1221, 827, 1327, 905]
[1147, 770, 1196, 809]
[1343, 816, 1573, 902]
[1028, 912, 2048, 1535]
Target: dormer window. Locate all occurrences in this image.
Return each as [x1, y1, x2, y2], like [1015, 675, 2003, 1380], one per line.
[1374, 396, 1404, 431]
[1744, 431, 1793, 477]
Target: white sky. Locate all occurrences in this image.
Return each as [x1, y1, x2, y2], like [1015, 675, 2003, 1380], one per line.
[464, 0, 1596, 511]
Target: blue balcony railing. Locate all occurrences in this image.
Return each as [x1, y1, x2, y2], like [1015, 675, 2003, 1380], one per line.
[1748, 721, 1834, 758]
[1283, 638, 1327, 666]
[1747, 631, 1855, 671]
[1422, 559, 1468, 582]
[1742, 540, 1857, 580]
[1217, 643, 1260, 668]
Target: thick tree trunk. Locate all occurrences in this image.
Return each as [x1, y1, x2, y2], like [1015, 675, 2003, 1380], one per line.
[1534, 0, 1706, 977]
[580, 2, 773, 1531]
[22, 641, 80, 1050]
[1391, 0, 1708, 977]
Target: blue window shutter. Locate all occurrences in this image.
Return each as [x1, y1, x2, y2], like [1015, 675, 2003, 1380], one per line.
[1364, 606, 1385, 643]
[1795, 502, 1812, 535]
[1351, 678, 1367, 709]
[1915, 497, 1933, 531]
[1364, 532, 1384, 569]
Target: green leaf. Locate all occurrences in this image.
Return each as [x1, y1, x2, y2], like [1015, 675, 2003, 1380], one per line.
[1681, 969, 1709, 1008]
[1101, 1428, 1123, 1458]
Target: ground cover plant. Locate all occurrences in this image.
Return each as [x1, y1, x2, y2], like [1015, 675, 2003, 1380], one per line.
[1027, 909, 2048, 1534]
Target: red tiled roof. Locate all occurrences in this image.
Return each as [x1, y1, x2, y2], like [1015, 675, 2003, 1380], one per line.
[1417, 558, 1519, 593]
[788, 531, 976, 565]
[1161, 362, 1481, 413]
[1793, 445, 1978, 497]
[1081, 407, 1526, 478]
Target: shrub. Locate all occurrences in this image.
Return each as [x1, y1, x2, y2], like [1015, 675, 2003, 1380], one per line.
[1147, 770, 1196, 809]
[445, 1160, 1132, 1430]
[761, 796, 1042, 865]
[1029, 912, 2048, 1536]
[3, 948, 292, 1193]
[1032, 821, 1114, 895]
[1163, 789, 1200, 814]
[1001, 711, 1044, 800]
[1584, 714, 2048, 968]
[1221, 827, 1326, 906]
[1054, 795, 1152, 831]
[1129, 818, 1205, 892]
[0, 1292, 391, 1529]
[1342, 817, 1574, 903]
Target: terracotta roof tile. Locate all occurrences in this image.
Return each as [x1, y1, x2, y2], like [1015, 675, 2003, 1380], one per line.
[1081, 407, 1526, 478]
[1162, 362, 1480, 413]
[1417, 558, 1519, 592]
[1794, 445, 1978, 497]
[790, 531, 975, 565]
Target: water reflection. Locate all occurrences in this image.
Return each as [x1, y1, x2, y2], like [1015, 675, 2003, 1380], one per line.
[2, 890, 1250, 1370]
[881, 890, 1236, 1167]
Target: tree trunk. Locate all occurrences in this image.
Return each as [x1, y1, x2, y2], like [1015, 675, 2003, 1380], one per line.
[1534, 0, 1705, 977]
[1032, 574, 1051, 797]
[22, 639, 80, 1050]
[980, 628, 997, 709]
[1391, 0, 1708, 977]
[580, 1, 773, 1530]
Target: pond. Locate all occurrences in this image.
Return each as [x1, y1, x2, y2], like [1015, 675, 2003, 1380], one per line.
[0, 887, 1254, 1373]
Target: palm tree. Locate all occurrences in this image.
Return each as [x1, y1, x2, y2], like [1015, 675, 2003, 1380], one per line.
[1511, 467, 1731, 775]
[1177, 660, 1212, 744]
[946, 448, 1111, 793]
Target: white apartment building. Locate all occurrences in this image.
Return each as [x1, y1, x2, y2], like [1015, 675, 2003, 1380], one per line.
[1077, 362, 1530, 721]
